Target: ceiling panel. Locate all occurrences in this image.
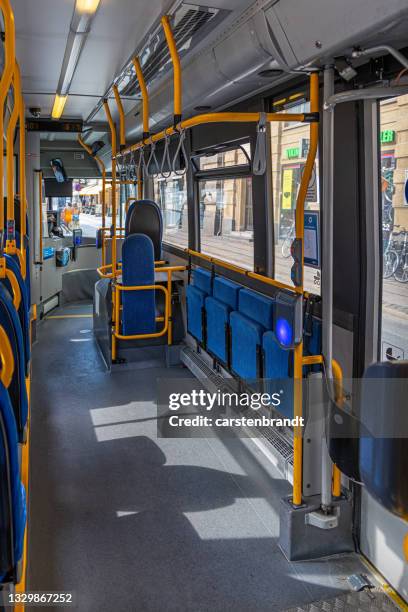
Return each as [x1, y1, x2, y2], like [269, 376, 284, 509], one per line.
[12, 0, 169, 120]
[13, 0, 75, 94]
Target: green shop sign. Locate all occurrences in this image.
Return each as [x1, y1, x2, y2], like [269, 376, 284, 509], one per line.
[286, 147, 299, 159]
[380, 130, 395, 144]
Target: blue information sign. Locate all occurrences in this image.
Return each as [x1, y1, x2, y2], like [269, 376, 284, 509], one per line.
[304, 211, 320, 269]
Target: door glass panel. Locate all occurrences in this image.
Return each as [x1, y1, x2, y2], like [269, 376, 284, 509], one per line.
[380, 97, 408, 361]
[270, 101, 321, 294]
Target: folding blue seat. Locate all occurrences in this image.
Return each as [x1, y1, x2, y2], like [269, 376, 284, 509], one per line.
[263, 331, 293, 418]
[121, 234, 156, 336]
[0, 374, 26, 583]
[205, 276, 240, 364]
[3, 254, 30, 374]
[186, 267, 212, 343]
[230, 289, 274, 380]
[0, 286, 29, 441]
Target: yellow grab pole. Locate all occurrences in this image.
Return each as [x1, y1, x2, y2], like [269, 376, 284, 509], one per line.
[0, 0, 15, 244]
[38, 171, 43, 264]
[161, 15, 182, 121]
[16, 63, 27, 277]
[103, 100, 117, 276]
[137, 167, 143, 200]
[292, 72, 319, 507]
[5, 68, 19, 254]
[113, 84, 126, 148]
[132, 57, 150, 137]
[77, 135, 107, 267]
[331, 359, 343, 497]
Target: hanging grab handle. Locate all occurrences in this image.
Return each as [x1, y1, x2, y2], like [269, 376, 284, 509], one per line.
[160, 134, 172, 179]
[252, 112, 268, 176]
[145, 142, 160, 178]
[172, 129, 188, 176]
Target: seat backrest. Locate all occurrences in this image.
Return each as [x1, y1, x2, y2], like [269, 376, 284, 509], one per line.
[0, 285, 28, 440]
[121, 233, 156, 336]
[125, 200, 163, 262]
[3, 255, 30, 373]
[213, 276, 240, 309]
[0, 380, 26, 583]
[192, 267, 212, 295]
[238, 288, 274, 329]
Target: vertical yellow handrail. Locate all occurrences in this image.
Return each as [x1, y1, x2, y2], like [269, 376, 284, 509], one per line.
[132, 57, 150, 137]
[77, 135, 107, 267]
[38, 171, 43, 264]
[5, 66, 19, 254]
[103, 99, 117, 276]
[0, 0, 16, 278]
[16, 63, 27, 278]
[292, 72, 319, 507]
[161, 15, 182, 123]
[331, 359, 343, 497]
[112, 84, 126, 148]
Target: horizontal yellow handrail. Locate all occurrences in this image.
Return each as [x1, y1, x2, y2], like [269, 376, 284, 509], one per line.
[187, 248, 302, 295]
[116, 111, 314, 159]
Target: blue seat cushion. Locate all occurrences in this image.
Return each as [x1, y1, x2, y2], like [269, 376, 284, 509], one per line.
[193, 268, 212, 295]
[238, 289, 274, 329]
[213, 276, 240, 309]
[263, 331, 294, 418]
[0, 285, 28, 440]
[122, 234, 156, 336]
[205, 296, 230, 363]
[0, 382, 26, 581]
[186, 285, 206, 342]
[230, 311, 264, 380]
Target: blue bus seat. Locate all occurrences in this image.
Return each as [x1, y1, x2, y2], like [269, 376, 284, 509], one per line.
[263, 331, 293, 418]
[3, 254, 30, 374]
[186, 267, 213, 343]
[121, 234, 156, 336]
[230, 289, 274, 380]
[205, 277, 240, 364]
[125, 200, 163, 262]
[0, 285, 28, 441]
[0, 381, 26, 583]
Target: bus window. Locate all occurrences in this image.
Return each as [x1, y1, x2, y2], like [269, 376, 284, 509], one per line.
[199, 177, 253, 269]
[196, 145, 254, 269]
[154, 174, 188, 248]
[379, 96, 408, 362]
[270, 100, 321, 294]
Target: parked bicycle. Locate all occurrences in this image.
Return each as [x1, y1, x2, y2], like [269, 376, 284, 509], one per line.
[383, 223, 399, 279]
[394, 227, 408, 283]
[281, 218, 295, 258]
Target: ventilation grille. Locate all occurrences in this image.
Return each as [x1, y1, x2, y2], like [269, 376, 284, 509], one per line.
[120, 4, 229, 97]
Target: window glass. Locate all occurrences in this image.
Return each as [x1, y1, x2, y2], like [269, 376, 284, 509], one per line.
[154, 174, 188, 248]
[199, 177, 253, 269]
[379, 96, 408, 362]
[46, 178, 107, 238]
[270, 100, 321, 294]
[196, 144, 250, 171]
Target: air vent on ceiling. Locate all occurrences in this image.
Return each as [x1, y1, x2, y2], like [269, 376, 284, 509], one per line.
[120, 4, 230, 97]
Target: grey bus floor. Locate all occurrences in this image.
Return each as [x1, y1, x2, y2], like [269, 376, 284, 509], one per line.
[27, 301, 374, 612]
